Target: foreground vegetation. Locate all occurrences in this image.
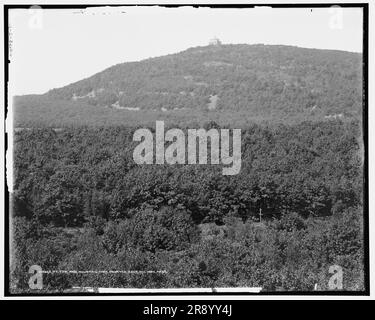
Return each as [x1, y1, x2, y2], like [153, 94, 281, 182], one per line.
[10, 120, 365, 291]
[12, 208, 363, 292]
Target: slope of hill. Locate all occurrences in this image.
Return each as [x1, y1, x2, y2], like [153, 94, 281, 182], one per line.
[13, 44, 363, 127]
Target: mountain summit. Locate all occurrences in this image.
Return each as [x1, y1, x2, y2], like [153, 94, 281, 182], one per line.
[14, 44, 362, 127]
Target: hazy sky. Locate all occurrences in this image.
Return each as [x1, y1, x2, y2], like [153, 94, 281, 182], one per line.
[9, 6, 363, 95]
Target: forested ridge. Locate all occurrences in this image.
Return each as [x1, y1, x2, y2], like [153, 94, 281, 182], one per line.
[11, 120, 365, 291]
[13, 44, 362, 127]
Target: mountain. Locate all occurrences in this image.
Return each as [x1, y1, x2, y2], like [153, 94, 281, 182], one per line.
[13, 44, 363, 127]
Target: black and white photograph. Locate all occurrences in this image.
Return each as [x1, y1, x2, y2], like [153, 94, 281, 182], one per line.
[1, 1, 372, 301]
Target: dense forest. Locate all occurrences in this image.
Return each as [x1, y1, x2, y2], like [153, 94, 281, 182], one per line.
[11, 120, 365, 291]
[13, 44, 362, 127]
